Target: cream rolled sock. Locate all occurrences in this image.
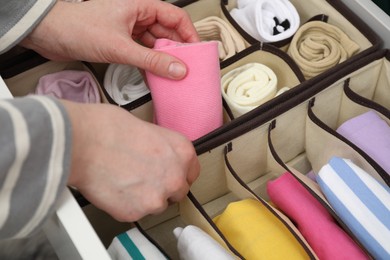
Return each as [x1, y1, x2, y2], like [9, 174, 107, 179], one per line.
[194, 16, 246, 60]
[104, 63, 150, 105]
[287, 21, 360, 79]
[221, 62, 277, 117]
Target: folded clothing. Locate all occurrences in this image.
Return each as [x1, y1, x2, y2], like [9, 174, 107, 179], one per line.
[317, 156, 390, 259]
[145, 39, 223, 141]
[213, 198, 309, 259]
[194, 16, 246, 60]
[104, 63, 149, 105]
[267, 172, 367, 260]
[35, 70, 101, 103]
[287, 21, 360, 79]
[230, 0, 300, 43]
[337, 110, 390, 175]
[221, 62, 277, 118]
[173, 225, 235, 260]
[107, 227, 166, 260]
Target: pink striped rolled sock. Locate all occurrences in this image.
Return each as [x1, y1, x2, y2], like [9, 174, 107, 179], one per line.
[145, 39, 223, 141]
[267, 172, 368, 260]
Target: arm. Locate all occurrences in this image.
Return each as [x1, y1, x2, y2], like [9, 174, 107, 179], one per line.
[0, 0, 56, 54]
[0, 96, 71, 240]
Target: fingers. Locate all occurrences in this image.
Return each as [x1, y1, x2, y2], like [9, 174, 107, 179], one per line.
[153, 1, 200, 43]
[123, 42, 187, 79]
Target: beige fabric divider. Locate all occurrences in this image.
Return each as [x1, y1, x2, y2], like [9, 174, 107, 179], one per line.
[306, 104, 386, 185]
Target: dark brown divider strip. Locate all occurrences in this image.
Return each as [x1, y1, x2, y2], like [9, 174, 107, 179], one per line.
[220, 42, 305, 83]
[219, 0, 259, 45]
[195, 49, 388, 155]
[343, 79, 390, 118]
[0, 50, 48, 79]
[186, 191, 244, 259]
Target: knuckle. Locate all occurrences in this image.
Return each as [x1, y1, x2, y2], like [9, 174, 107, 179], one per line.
[143, 51, 162, 72]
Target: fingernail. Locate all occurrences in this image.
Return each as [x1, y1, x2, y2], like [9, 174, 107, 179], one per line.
[168, 62, 186, 79]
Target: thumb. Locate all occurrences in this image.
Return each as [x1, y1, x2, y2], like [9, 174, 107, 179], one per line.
[124, 42, 187, 80]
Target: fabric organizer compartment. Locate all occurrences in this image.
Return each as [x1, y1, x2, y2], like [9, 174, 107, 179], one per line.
[76, 49, 390, 259]
[219, 42, 305, 120]
[0, 51, 106, 104]
[177, 0, 381, 81]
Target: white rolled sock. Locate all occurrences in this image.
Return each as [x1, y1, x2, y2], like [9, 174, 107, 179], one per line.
[230, 0, 300, 42]
[104, 63, 150, 105]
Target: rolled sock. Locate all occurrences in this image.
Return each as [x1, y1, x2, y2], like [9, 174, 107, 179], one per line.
[173, 225, 235, 260]
[317, 157, 390, 259]
[104, 63, 149, 105]
[221, 62, 277, 117]
[213, 198, 309, 259]
[230, 0, 300, 42]
[107, 227, 166, 260]
[145, 39, 223, 141]
[194, 16, 246, 60]
[35, 70, 101, 103]
[267, 172, 368, 260]
[336, 110, 390, 175]
[287, 21, 360, 79]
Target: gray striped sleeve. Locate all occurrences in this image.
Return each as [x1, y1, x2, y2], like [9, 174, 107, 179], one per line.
[0, 96, 71, 239]
[0, 0, 56, 54]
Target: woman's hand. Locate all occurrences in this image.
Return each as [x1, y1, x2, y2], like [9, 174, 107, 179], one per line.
[63, 100, 200, 222]
[20, 0, 200, 80]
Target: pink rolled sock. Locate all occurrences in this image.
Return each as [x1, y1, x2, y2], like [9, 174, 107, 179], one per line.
[145, 39, 223, 141]
[35, 70, 101, 103]
[267, 172, 368, 260]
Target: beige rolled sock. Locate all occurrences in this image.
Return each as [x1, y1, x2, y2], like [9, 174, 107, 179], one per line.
[287, 21, 360, 79]
[194, 16, 246, 60]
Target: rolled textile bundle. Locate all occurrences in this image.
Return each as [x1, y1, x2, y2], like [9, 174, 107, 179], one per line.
[145, 38, 223, 141]
[194, 16, 246, 60]
[35, 70, 101, 103]
[287, 21, 360, 79]
[230, 0, 300, 43]
[103, 63, 149, 105]
[267, 172, 367, 260]
[213, 198, 310, 259]
[107, 227, 167, 260]
[336, 110, 390, 175]
[173, 225, 236, 260]
[221, 62, 277, 118]
[317, 157, 390, 259]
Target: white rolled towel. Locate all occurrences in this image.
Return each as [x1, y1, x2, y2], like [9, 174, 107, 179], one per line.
[107, 227, 166, 260]
[230, 0, 300, 43]
[104, 63, 150, 105]
[221, 62, 277, 117]
[174, 225, 236, 260]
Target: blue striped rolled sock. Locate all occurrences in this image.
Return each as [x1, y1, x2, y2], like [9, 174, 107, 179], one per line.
[316, 157, 390, 259]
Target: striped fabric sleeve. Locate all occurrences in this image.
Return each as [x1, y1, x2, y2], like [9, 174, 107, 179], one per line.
[0, 96, 72, 239]
[0, 0, 56, 54]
